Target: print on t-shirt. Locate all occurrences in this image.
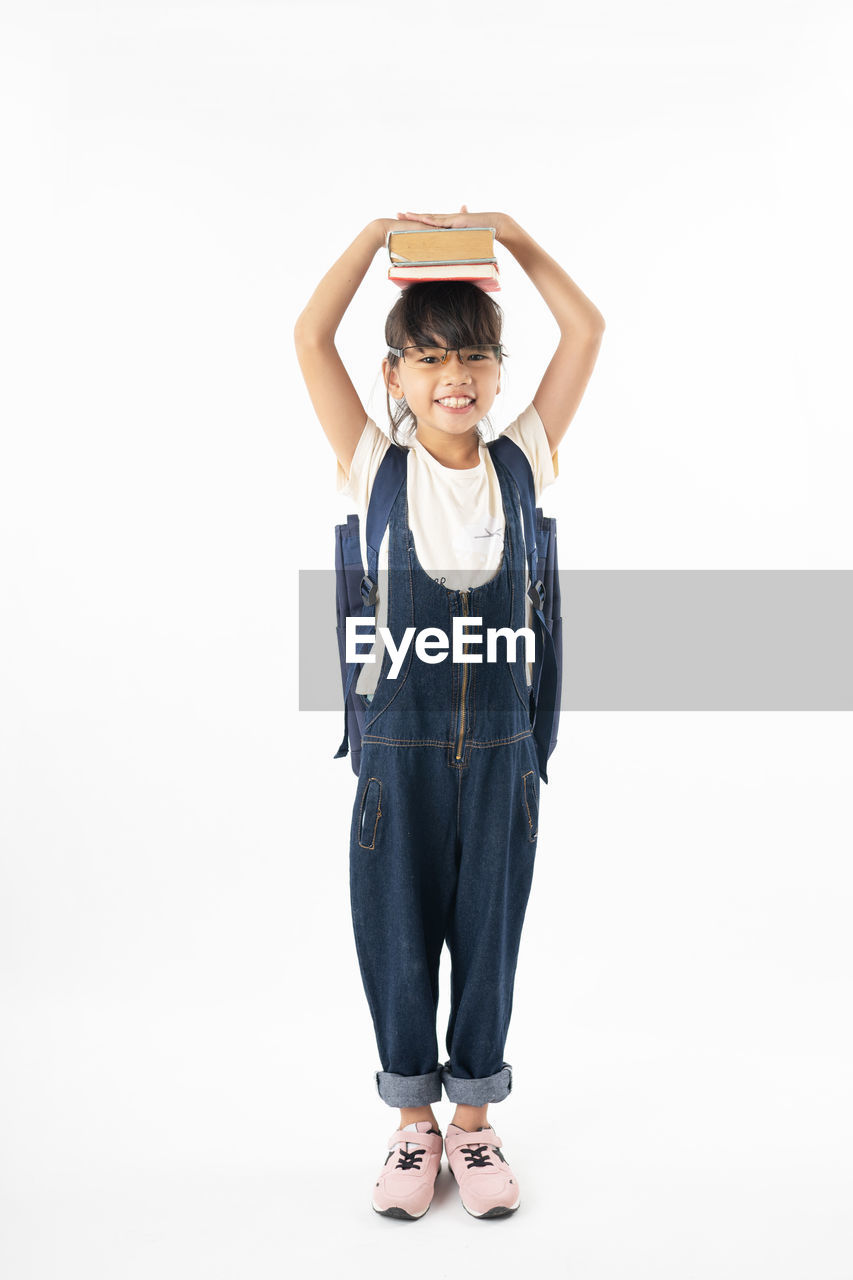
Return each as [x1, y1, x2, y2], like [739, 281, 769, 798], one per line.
[454, 516, 504, 560]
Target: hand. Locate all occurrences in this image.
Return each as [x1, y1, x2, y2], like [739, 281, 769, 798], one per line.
[395, 205, 508, 240]
[375, 215, 447, 247]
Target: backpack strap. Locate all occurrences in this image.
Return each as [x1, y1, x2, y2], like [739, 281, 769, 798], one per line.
[334, 443, 407, 761]
[490, 435, 559, 784]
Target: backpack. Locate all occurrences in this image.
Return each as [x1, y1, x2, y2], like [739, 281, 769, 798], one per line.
[333, 436, 562, 783]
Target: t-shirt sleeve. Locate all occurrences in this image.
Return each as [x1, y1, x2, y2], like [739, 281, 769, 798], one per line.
[499, 402, 559, 504]
[335, 416, 393, 511]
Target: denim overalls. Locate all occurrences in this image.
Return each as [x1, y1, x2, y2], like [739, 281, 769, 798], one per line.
[348, 449, 541, 1109]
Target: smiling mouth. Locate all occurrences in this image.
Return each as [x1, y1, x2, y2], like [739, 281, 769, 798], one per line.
[435, 397, 476, 407]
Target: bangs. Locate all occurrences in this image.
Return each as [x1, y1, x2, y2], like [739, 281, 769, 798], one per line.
[395, 281, 502, 350]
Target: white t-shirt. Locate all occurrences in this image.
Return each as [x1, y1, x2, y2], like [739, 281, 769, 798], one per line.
[336, 402, 558, 696]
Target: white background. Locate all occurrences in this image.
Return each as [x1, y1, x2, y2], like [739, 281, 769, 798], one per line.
[1, 1, 852, 1276]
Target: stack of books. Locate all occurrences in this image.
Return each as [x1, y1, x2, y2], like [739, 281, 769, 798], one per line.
[386, 226, 500, 292]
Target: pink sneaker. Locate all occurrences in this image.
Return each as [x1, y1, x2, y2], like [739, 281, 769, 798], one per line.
[371, 1121, 444, 1219]
[444, 1124, 520, 1218]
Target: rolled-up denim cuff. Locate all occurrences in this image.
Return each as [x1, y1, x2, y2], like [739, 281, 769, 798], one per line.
[375, 1068, 443, 1107]
[441, 1061, 513, 1105]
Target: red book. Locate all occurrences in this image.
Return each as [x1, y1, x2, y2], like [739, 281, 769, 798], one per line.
[388, 261, 501, 292]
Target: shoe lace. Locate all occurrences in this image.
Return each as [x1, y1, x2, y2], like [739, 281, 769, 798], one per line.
[394, 1144, 427, 1171]
[461, 1142, 494, 1169]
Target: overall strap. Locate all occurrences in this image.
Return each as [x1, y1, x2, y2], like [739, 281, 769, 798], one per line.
[334, 443, 407, 760]
[490, 435, 558, 784]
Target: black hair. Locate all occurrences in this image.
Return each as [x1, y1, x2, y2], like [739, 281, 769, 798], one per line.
[383, 281, 508, 446]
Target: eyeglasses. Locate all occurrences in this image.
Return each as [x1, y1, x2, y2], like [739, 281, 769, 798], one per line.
[388, 344, 503, 369]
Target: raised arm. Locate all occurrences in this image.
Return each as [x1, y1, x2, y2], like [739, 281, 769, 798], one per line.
[293, 220, 383, 476]
[294, 217, 428, 475]
[499, 216, 605, 455]
[397, 207, 606, 456]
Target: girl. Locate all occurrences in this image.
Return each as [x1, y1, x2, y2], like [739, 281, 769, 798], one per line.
[294, 207, 604, 1219]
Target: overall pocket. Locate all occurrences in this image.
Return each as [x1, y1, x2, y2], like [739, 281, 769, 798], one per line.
[357, 777, 383, 850]
[521, 769, 539, 843]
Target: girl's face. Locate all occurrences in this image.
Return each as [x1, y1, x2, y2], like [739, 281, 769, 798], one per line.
[383, 332, 501, 439]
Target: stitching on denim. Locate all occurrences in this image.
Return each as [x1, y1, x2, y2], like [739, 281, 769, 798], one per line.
[455, 590, 476, 768]
[492, 459, 535, 715]
[362, 730, 533, 748]
[451, 590, 463, 764]
[469, 730, 535, 747]
[463, 595, 474, 741]
[522, 770, 538, 841]
[363, 735, 454, 747]
[362, 485, 416, 732]
[488, 458, 532, 711]
[506, 489, 534, 713]
[357, 776, 382, 849]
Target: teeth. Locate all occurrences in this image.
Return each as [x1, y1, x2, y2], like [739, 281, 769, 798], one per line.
[437, 398, 473, 407]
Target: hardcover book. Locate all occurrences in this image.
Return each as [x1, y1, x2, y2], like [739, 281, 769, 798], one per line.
[387, 226, 496, 263]
[386, 226, 500, 292]
[387, 262, 501, 292]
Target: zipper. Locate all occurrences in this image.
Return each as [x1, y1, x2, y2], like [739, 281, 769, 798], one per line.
[455, 590, 470, 760]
